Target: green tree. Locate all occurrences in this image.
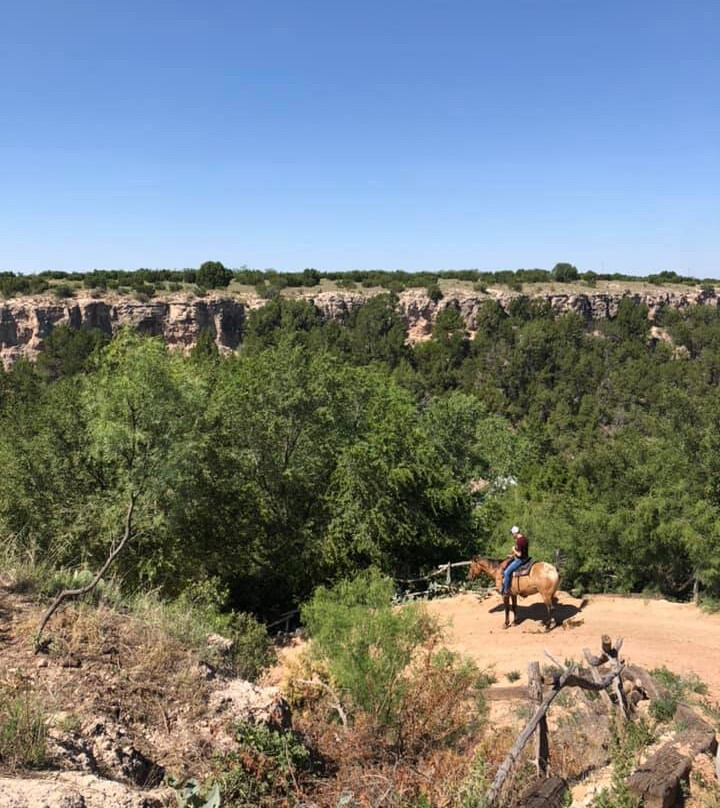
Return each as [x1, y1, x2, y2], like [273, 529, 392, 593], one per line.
[552, 262, 579, 282]
[36, 325, 108, 379]
[347, 293, 408, 367]
[196, 260, 233, 289]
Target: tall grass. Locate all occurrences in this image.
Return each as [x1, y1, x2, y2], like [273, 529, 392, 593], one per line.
[0, 682, 48, 769]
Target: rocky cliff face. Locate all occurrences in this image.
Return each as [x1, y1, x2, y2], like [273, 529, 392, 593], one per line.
[1, 286, 717, 367]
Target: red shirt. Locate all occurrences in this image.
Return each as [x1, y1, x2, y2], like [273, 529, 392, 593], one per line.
[515, 533, 529, 560]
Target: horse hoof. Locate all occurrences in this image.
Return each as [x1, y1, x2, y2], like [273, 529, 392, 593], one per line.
[503, 623, 510, 630]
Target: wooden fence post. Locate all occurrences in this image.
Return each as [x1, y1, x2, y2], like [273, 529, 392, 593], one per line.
[528, 661, 548, 776]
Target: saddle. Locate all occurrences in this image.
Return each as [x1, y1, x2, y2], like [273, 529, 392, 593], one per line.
[511, 558, 534, 577]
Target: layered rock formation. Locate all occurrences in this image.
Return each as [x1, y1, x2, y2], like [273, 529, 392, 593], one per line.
[1, 286, 717, 368]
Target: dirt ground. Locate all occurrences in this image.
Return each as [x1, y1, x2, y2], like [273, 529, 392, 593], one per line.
[425, 590, 720, 699]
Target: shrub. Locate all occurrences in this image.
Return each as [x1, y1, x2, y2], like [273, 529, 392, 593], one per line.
[215, 722, 313, 808]
[552, 262, 579, 282]
[167, 777, 221, 808]
[0, 682, 48, 769]
[131, 282, 156, 299]
[426, 283, 444, 302]
[301, 569, 488, 753]
[196, 261, 233, 289]
[302, 569, 436, 727]
[384, 280, 406, 294]
[592, 719, 652, 808]
[131, 586, 275, 681]
[649, 695, 678, 723]
[53, 284, 75, 299]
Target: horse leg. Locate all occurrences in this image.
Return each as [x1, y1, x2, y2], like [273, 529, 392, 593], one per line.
[503, 595, 511, 628]
[544, 596, 555, 630]
[511, 595, 518, 625]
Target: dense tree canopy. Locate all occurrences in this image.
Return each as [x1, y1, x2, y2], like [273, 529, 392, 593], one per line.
[2, 292, 720, 618]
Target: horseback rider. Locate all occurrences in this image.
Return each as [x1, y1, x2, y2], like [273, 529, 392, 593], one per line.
[501, 526, 529, 595]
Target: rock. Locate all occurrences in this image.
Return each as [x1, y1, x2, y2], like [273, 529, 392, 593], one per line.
[206, 633, 234, 656]
[48, 730, 97, 773]
[81, 719, 164, 788]
[0, 772, 173, 808]
[1, 286, 717, 368]
[209, 679, 292, 731]
[58, 794, 85, 808]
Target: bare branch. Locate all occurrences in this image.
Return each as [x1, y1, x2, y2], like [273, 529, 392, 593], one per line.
[296, 678, 348, 728]
[35, 492, 138, 651]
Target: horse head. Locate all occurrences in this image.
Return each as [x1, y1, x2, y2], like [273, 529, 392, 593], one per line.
[468, 557, 497, 582]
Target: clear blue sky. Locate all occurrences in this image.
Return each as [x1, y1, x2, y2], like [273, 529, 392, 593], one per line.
[2, 0, 718, 276]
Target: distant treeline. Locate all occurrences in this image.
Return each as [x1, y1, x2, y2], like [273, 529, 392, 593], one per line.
[1, 261, 717, 300]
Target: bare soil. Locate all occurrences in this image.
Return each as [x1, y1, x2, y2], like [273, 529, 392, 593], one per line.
[425, 591, 720, 699]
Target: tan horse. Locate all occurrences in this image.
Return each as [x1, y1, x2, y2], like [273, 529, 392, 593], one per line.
[468, 557, 560, 629]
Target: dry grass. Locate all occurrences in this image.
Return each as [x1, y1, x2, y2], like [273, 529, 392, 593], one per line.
[0, 587, 215, 777]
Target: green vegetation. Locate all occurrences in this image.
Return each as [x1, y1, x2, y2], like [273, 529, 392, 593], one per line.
[0, 682, 48, 769]
[648, 666, 708, 723]
[592, 719, 653, 808]
[2, 263, 718, 302]
[2, 283, 720, 629]
[302, 569, 438, 728]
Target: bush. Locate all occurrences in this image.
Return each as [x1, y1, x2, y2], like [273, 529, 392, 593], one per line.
[301, 569, 487, 752]
[131, 586, 275, 681]
[218, 729, 311, 807]
[426, 283, 444, 302]
[302, 569, 435, 726]
[552, 262, 579, 283]
[196, 261, 233, 289]
[53, 284, 75, 299]
[131, 282, 156, 299]
[649, 695, 678, 723]
[0, 682, 48, 769]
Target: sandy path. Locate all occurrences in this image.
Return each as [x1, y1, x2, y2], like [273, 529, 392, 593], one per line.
[425, 591, 720, 698]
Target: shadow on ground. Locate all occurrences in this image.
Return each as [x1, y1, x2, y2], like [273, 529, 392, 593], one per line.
[489, 597, 588, 627]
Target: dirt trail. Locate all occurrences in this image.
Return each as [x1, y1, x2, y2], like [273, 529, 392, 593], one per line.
[425, 591, 720, 698]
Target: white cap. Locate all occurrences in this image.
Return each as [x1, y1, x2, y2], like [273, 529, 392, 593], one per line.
[510, 525, 520, 534]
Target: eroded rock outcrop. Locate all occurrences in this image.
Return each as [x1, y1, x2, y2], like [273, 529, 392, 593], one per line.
[1, 286, 717, 367]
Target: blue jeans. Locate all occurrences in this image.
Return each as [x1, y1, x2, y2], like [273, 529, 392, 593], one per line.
[503, 558, 524, 594]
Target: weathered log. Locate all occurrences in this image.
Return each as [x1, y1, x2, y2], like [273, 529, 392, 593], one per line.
[627, 722, 717, 808]
[486, 662, 621, 804]
[582, 647, 614, 709]
[528, 661, 548, 776]
[517, 776, 568, 808]
[486, 664, 578, 805]
[623, 663, 660, 700]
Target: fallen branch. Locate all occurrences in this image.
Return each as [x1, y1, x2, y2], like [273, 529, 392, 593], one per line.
[296, 678, 348, 728]
[35, 493, 137, 651]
